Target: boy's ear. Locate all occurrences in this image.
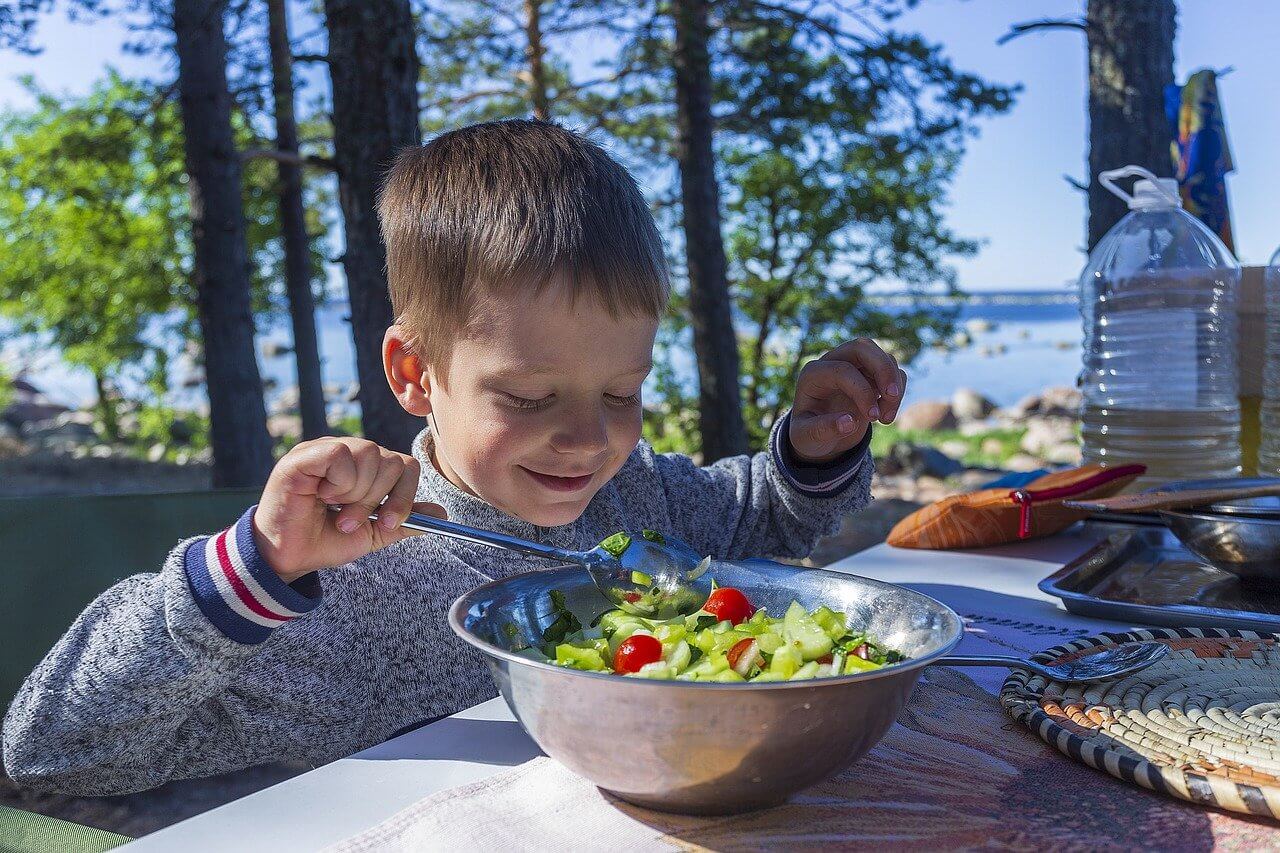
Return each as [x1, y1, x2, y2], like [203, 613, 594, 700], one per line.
[383, 325, 432, 417]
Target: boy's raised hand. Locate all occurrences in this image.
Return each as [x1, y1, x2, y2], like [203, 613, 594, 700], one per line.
[788, 338, 906, 463]
[252, 437, 445, 583]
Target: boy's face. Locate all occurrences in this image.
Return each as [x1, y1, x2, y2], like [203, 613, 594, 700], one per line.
[424, 282, 658, 527]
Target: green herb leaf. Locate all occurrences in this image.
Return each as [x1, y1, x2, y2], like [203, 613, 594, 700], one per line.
[694, 614, 717, 632]
[599, 532, 632, 558]
[687, 646, 704, 665]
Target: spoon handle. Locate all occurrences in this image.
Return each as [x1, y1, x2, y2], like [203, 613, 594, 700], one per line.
[933, 654, 1055, 680]
[384, 510, 588, 567]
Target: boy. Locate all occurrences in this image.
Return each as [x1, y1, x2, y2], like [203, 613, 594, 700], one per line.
[3, 120, 904, 795]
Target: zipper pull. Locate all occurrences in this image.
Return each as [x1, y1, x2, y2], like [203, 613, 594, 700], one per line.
[1010, 489, 1033, 539]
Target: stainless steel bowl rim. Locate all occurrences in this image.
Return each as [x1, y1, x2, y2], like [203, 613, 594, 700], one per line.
[1149, 477, 1280, 517]
[448, 565, 964, 691]
[1159, 508, 1280, 525]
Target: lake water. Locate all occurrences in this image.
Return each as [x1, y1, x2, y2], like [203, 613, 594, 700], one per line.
[1, 294, 1084, 413]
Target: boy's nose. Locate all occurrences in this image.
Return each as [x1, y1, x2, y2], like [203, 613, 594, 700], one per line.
[550, 405, 610, 456]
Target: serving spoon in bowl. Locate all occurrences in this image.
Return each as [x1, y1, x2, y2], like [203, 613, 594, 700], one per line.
[378, 509, 710, 617]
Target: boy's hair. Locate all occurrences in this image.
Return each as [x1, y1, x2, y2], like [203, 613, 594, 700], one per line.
[378, 119, 669, 370]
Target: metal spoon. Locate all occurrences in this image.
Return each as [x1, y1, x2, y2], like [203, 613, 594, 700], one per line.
[936, 641, 1168, 683]
[385, 510, 709, 617]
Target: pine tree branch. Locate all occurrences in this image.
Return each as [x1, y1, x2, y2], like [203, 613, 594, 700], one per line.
[292, 52, 329, 64]
[241, 149, 339, 172]
[997, 18, 1087, 46]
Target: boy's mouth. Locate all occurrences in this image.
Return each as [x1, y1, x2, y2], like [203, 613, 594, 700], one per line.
[518, 466, 596, 493]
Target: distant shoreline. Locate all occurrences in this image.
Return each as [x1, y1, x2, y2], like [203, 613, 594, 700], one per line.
[866, 289, 1077, 307]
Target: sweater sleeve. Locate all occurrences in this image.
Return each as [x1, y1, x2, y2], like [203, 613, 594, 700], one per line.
[647, 410, 874, 561]
[1, 508, 323, 795]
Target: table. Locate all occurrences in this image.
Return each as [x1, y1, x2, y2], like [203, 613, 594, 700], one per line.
[121, 530, 1110, 851]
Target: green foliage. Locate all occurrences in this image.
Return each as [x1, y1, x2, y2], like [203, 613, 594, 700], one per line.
[0, 364, 12, 413]
[0, 72, 189, 388]
[712, 1, 1017, 448]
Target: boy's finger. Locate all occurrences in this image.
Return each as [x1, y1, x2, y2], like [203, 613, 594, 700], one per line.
[335, 453, 406, 533]
[313, 443, 359, 504]
[321, 442, 380, 505]
[821, 339, 901, 398]
[879, 367, 908, 423]
[795, 411, 859, 448]
[376, 456, 422, 532]
[797, 360, 879, 421]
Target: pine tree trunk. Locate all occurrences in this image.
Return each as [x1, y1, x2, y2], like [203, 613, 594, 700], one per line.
[172, 0, 274, 488]
[1086, 0, 1176, 250]
[267, 0, 329, 441]
[322, 0, 423, 452]
[524, 0, 550, 120]
[671, 0, 748, 461]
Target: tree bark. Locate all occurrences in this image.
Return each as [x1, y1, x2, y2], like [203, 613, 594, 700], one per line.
[322, 0, 423, 452]
[671, 0, 748, 461]
[172, 0, 274, 488]
[1086, 0, 1176, 250]
[267, 0, 329, 440]
[524, 0, 550, 120]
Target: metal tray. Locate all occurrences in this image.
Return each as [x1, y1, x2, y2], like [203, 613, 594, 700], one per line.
[1040, 522, 1280, 632]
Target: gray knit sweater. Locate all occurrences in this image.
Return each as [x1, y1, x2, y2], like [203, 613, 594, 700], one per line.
[2, 415, 872, 795]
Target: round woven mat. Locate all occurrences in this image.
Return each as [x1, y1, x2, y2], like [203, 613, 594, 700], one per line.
[1000, 627, 1280, 819]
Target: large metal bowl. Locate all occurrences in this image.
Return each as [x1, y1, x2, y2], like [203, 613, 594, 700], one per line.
[449, 559, 963, 815]
[1160, 508, 1280, 584]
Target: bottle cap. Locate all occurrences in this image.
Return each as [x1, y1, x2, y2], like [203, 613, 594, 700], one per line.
[1129, 178, 1182, 210]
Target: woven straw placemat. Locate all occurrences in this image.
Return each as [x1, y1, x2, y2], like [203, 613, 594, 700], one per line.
[1001, 627, 1280, 819]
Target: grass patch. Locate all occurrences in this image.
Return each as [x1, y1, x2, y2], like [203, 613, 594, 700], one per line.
[870, 423, 1029, 469]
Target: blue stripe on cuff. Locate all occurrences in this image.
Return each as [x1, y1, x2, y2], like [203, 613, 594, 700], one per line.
[183, 532, 273, 646]
[238, 506, 323, 615]
[771, 411, 872, 498]
[182, 506, 323, 645]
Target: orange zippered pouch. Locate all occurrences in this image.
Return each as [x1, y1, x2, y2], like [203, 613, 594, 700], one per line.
[887, 463, 1146, 550]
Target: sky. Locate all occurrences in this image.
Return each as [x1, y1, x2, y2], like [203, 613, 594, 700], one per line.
[1, 0, 1277, 293]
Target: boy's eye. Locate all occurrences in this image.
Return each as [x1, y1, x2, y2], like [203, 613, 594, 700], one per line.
[605, 392, 642, 407]
[501, 392, 554, 410]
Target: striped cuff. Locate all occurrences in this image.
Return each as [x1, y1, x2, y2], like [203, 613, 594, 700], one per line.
[771, 411, 872, 498]
[183, 505, 323, 644]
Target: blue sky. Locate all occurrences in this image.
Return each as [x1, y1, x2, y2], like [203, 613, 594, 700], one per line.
[1, 0, 1276, 292]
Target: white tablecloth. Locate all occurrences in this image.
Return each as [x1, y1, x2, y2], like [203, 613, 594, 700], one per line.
[123, 532, 1111, 851]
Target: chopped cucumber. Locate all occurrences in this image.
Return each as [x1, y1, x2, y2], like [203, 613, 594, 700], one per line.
[783, 601, 834, 660]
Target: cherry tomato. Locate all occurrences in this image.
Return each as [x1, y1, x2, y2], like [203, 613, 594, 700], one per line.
[817, 654, 834, 665]
[852, 643, 870, 660]
[726, 638, 763, 676]
[622, 592, 642, 603]
[613, 634, 663, 674]
[702, 587, 756, 625]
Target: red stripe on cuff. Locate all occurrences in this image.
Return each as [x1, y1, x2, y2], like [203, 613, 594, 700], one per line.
[214, 529, 293, 622]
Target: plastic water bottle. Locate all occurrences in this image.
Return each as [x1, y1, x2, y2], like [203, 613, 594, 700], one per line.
[1078, 165, 1241, 492]
[1260, 246, 1280, 476]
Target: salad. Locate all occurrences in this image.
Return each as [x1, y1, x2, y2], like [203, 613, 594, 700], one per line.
[523, 582, 905, 682]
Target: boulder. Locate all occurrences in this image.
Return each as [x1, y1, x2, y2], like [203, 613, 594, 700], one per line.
[1020, 417, 1078, 456]
[879, 442, 964, 479]
[268, 414, 302, 439]
[147, 442, 168, 463]
[21, 412, 98, 446]
[980, 437, 1005, 458]
[939, 439, 970, 461]
[1004, 453, 1046, 473]
[1044, 441, 1083, 465]
[272, 386, 300, 415]
[951, 388, 997, 423]
[1010, 386, 1082, 420]
[896, 400, 958, 432]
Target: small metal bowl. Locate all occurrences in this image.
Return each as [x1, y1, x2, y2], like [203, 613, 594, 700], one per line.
[449, 559, 962, 815]
[1160, 508, 1280, 584]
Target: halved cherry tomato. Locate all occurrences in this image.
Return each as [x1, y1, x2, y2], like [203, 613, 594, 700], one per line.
[622, 592, 642, 603]
[817, 654, 834, 665]
[852, 643, 870, 660]
[702, 587, 756, 625]
[613, 634, 663, 674]
[726, 638, 764, 676]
